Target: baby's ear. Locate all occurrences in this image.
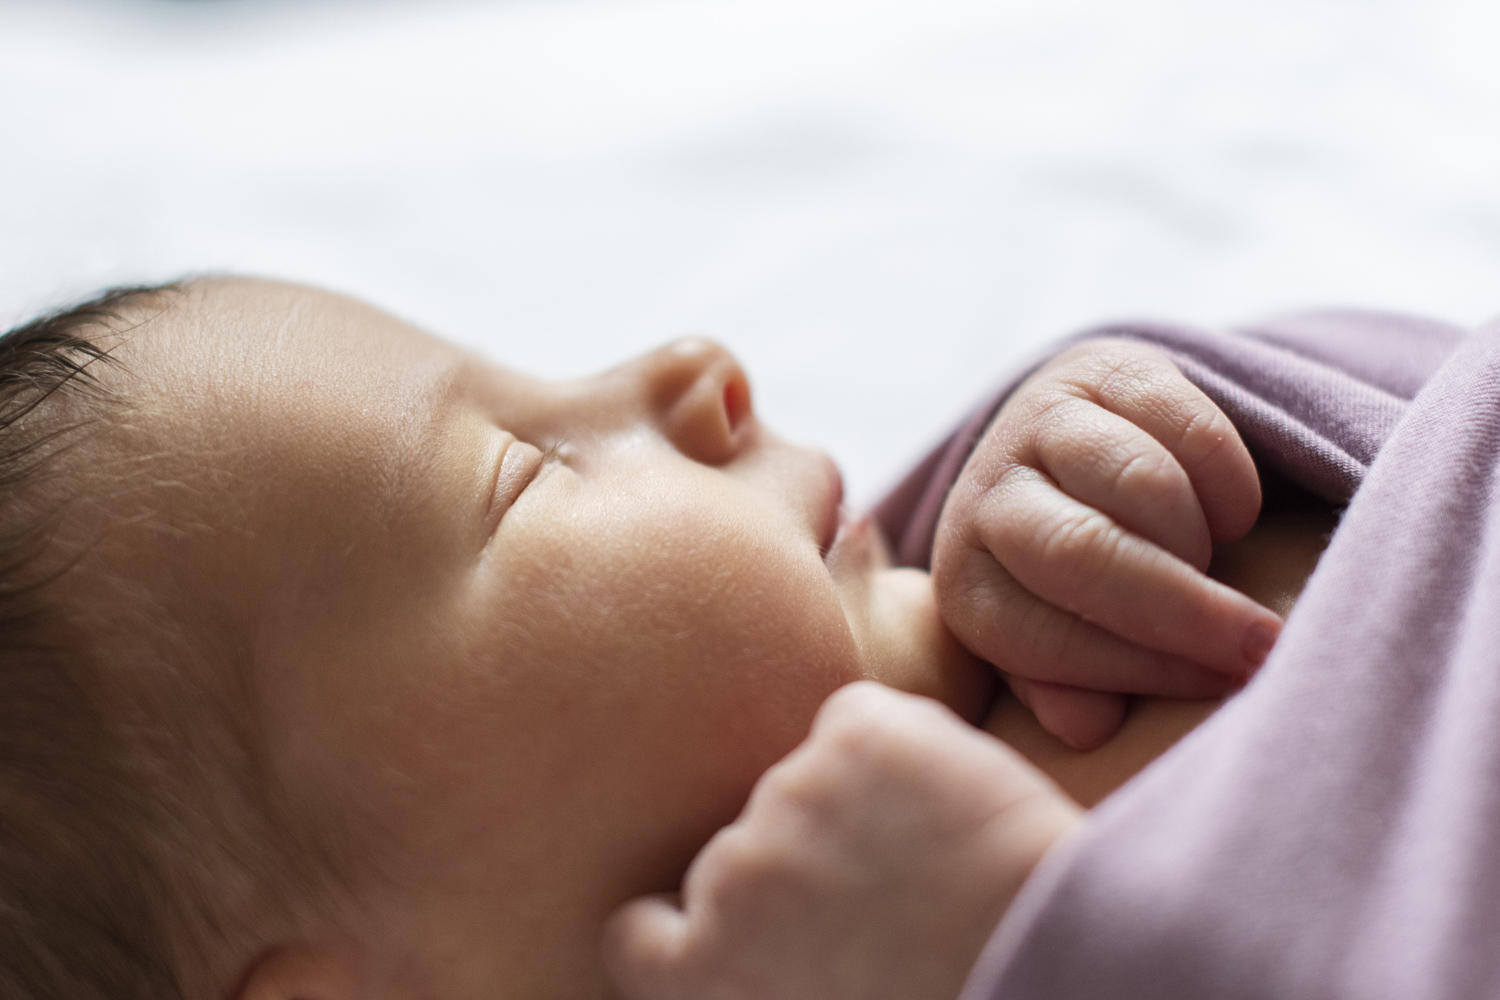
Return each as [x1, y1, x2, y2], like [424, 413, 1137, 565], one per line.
[236, 941, 365, 1000]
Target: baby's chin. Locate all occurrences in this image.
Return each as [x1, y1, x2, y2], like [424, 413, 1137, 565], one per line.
[827, 514, 996, 723]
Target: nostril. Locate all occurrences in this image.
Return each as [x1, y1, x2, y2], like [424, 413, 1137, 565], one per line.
[639, 337, 754, 464]
[722, 375, 752, 433]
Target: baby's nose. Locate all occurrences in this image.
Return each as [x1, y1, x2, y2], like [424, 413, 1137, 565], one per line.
[640, 337, 754, 466]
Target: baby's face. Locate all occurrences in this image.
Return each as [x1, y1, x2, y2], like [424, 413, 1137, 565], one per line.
[118, 280, 989, 998]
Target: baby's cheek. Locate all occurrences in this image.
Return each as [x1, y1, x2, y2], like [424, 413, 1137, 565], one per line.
[539, 510, 864, 877]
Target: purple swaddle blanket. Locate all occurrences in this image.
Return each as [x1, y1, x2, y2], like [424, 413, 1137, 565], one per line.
[876, 310, 1500, 999]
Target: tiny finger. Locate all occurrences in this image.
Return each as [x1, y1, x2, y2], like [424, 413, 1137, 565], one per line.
[968, 472, 1282, 677]
[935, 545, 1242, 697]
[1008, 676, 1128, 750]
[601, 894, 691, 1000]
[1031, 397, 1211, 569]
[1051, 339, 1261, 542]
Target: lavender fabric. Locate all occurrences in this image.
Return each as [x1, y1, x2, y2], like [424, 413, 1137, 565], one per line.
[876, 310, 1500, 999]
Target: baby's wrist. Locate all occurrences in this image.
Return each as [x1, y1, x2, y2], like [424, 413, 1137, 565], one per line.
[989, 788, 1083, 909]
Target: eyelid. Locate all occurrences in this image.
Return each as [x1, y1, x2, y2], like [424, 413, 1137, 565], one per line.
[486, 436, 545, 531]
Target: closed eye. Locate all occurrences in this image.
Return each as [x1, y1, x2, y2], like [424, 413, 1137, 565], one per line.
[486, 437, 542, 533]
[485, 437, 571, 540]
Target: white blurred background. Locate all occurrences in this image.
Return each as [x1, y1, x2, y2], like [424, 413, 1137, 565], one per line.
[3, 0, 1499, 504]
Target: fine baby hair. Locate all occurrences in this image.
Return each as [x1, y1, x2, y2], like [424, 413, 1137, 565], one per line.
[0, 277, 951, 1000]
[0, 285, 359, 1000]
[0, 276, 1288, 1000]
[0, 285, 220, 1000]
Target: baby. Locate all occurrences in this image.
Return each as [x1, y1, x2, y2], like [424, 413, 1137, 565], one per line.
[603, 323, 1315, 1000]
[0, 278, 1286, 1000]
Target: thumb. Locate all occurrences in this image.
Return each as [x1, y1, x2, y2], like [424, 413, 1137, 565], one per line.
[601, 892, 691, 1000]
[1010, 676, 1128, 750]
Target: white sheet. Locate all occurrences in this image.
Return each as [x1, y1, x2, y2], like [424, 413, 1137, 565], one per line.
[3, 0, 1499, 505]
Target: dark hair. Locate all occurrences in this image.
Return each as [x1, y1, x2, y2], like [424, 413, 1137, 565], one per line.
[0, 285, 187, 1000]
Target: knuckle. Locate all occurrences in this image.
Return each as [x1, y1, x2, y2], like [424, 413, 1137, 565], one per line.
[709, 825, 779, 884]
[1110, 445, 1186, 507]
[995, 386, 1088, 461]
[969, 468, 1029, 542]
[821, 703, 892, 760]
[754, 751, 819, 808]
[1170, 402, 1237, 470]
[1025, 395, 1106, 464]
[817, 685, 927, 762]
[1025, 385, 1089, 426]
[953, 435, 1012, 496]
[973, 474, 1045, 555]
[957, 456, 1033, 533]
[1067, 341, 1163, 401]
[763, 734, 870, 817]
[1036, 508, 1123, 581]
[958, 403, 1047, 498]
[1054, 336, 1149, 377]
[707, 823, 808, 898]
[817, 680, 888, 732]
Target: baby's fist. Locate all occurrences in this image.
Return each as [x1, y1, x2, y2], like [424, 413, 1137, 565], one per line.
[602, 682, 1080, 1000]
[933, 339, 1282, 748]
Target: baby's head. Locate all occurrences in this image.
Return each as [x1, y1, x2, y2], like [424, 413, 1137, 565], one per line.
[0, 278, 989, 999]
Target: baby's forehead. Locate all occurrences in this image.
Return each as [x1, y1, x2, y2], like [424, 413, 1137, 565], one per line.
[108, 280, 491, 550]
[108, 279, 495, 635]
[142, 278, 456, 389]
[125, 279, 471, 447]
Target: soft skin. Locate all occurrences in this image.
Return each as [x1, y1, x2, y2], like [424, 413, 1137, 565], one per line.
[603, 682, 1082, 1000]
[986, 476, 1339, 806]
[933, 340, 1285, 748]
[77, 279, 991, 1000]
[599, 343, 1338, 1000]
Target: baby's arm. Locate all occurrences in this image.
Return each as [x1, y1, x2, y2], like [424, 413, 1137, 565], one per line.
[602, 682, 1081, 1000]
[933, 338, 1283, 749]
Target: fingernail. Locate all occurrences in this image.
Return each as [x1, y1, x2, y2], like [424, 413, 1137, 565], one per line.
[1241, 619, 1280, 669]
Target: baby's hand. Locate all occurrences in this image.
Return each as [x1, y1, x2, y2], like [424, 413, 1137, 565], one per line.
[932, 338, 1283, 750]
[602, 682, 1081, 1000]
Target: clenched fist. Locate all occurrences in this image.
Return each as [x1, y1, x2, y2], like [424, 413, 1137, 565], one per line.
[603, 682, 1081, 1000]
[933, 338, 1282, 748]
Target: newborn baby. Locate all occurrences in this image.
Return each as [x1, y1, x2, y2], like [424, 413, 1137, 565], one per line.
[603, 331, 1330, 1000]
[0, 278, 1287, 1000]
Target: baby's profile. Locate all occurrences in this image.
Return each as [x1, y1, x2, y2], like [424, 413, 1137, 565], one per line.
[0, 278, 1302, 1000]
